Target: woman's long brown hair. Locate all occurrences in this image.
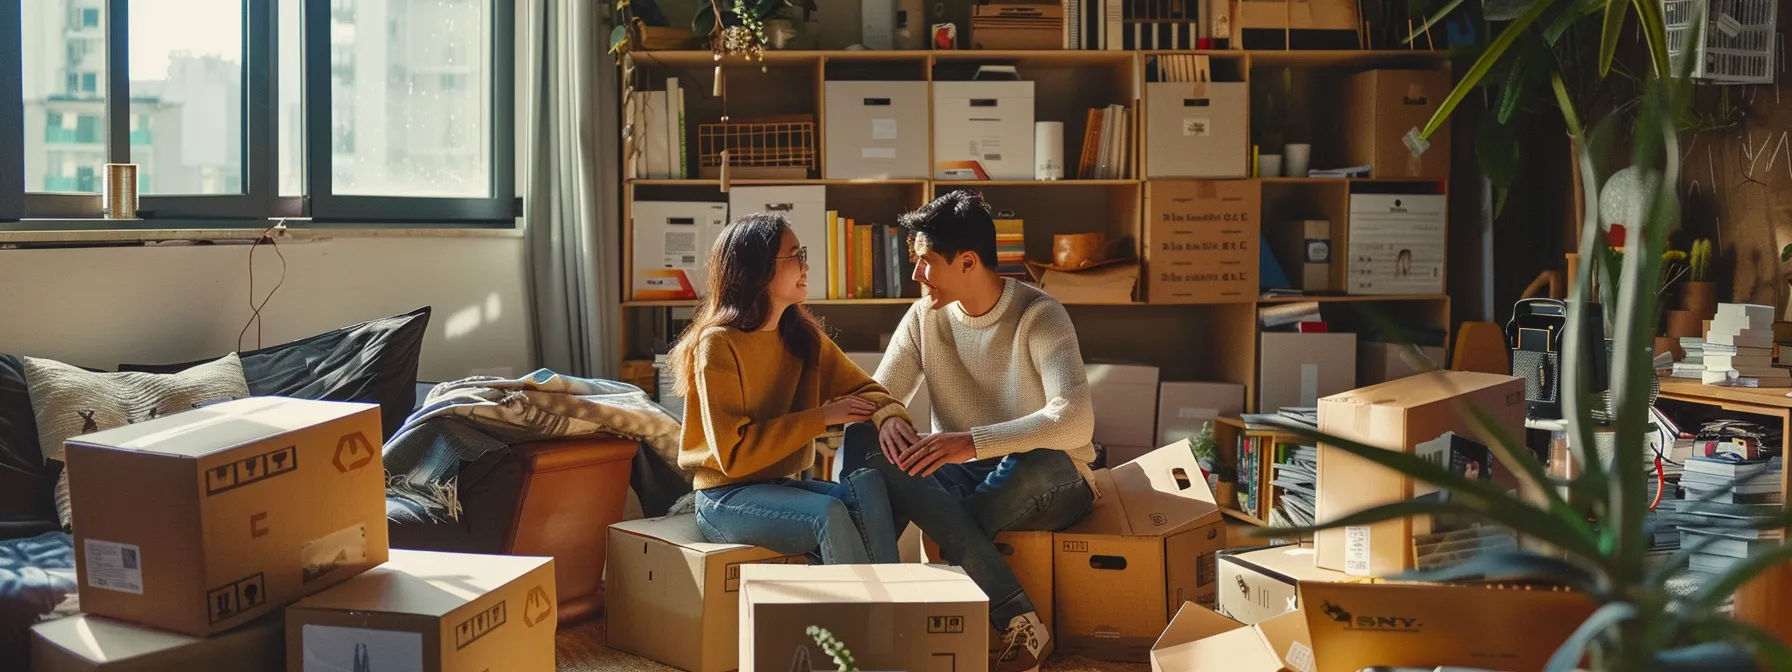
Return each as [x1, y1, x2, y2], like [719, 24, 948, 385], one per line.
[668, 213, 825, 397]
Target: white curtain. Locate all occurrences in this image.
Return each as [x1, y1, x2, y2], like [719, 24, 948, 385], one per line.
[523, 0, 621, 379]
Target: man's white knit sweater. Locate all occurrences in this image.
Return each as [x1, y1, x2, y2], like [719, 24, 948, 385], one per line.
[874, 278, 1097, 464]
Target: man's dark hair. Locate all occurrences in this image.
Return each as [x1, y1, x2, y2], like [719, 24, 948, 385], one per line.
[899, 190, 998, 270]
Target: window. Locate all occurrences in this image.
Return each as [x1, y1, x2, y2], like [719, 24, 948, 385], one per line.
[3, 0, 517, 225]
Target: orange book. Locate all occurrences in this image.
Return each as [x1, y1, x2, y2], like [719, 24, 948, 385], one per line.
[856, 223, 874, 299]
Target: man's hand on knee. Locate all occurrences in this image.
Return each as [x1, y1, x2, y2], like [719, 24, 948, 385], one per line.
[878, 417, 920, 465]
[898, 431, 976, 477]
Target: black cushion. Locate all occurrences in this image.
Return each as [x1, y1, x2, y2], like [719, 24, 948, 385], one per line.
[120, 307, 431, 440]
[0, 356, 57, 539]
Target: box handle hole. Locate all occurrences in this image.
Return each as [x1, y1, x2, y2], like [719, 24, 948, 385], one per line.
[1182, 99, 1211, 107]
[1089, 555, 1128, 570]
[1172, 467, 1192, 490]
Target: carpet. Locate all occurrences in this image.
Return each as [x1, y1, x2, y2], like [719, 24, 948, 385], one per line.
[554, 618, 1151, 672]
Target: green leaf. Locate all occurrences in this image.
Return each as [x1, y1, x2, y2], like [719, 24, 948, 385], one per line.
[1406, 0, 1468, 45]
[1552, 72, 1583, 137]
[1477, 121, 1518, 192]
[1459, 402, 1596, 540]
[609, 24, 629, 53]
[1688, 542, 1792, 613]
[693, 0, 718, 35]
[1545, 602, 1637, 672]
[1782, 244, 1792, 263]
[1394, 550, 1603, 595]
[1419, 0, 1552, 139]
[1544, 0, 1605, 45]
[1597, 0, 1630, 76]
[1497, 47, 1533, 124]
[1686, 619, 1792, 671]
[1484, 0, 1538, 22]
[1630, 0, 1674, 80]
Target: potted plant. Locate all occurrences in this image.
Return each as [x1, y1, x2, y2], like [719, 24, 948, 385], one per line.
[1681, 239, 1717, 318]
[1256, 61, 1792, 670]
[694, 0, 820, 51]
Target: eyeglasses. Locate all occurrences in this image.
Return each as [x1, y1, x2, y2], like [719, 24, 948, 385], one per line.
[776, 247, 808, 266]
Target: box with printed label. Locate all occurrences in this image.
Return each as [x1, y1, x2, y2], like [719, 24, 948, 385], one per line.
[1341, 69, 1451, 180]
[31, 613, 284, 672]
[1146, 81, 1249, 178]
[66, 397, 389, 637]
[607, 515, 808, 672]
[1149, 605, 1313, 672]
[285, 550, 557, 672]
[739, 564, 988, 672]
[1145, 180, 1261, 304]
[1053, 441, 1227, 662]
[1088, 362, 1161, 447]
[1258, 332, 1356, 411]
[1298, 580, 1594, 672]
[1314, 371, 1525, 577]
[1157, 381, 1245, 447]
[1216, 545, 1350, 625]
[1347, 194, 1446, 295]
[933, 81, 1036, 180]
[825, 81, 930, 179]
[730, 186, 829, 300]
[919, 529, 1055, 657]
[632, 201, 729, 301]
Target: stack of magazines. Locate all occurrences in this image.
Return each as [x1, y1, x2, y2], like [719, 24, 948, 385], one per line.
[1268, 445, 1318, 529]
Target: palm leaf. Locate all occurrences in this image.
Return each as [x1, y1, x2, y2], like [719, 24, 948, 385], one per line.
[1629, 0, 1673, 80]
[1551, 71, 1583, 137]
[1419, 0, 1552, 139]
[1545, 0, 1606, 45]
[1596, 0, 1630, 76]
[1545, 602, 1638, 672]
[1406, 0, 1468, 45]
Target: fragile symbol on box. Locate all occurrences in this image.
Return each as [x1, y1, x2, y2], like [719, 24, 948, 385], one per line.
[205, 445, 298, 495]
[454, 600, 509, 649]
[927, 615, 966, 634]
[206, 572, 267, 624]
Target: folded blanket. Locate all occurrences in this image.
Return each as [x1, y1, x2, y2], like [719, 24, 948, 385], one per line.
[383, 369, 689, 523]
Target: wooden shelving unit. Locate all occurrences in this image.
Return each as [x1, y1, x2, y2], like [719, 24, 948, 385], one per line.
[618, 49, 1457, 413]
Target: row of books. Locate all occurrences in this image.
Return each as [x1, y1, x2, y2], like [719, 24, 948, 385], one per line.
[626, 79, 688, 180]
[824, 212, 915, 300]
[1063, 0, 1222, 51]
[1077, 105, 1133, 179]
[995, 218, 1027, 281]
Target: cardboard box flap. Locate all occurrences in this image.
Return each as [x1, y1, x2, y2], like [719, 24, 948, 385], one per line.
[1150, 623, 1278, 672]
[1153, 601, 1247, 651]
[1320, 370, 1519, 410]
[1254, 610, 1315, 672]
[741, 564, 985, 605]
[1110, 441, 1222, 536]
[291, 550, 551, 618]
[70, 397, 378, 456]
[611, 515, 765, 556]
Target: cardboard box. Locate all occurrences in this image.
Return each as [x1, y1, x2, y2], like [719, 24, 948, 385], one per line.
[970, 1, 1064, 50]
[825, 81, 930, 180]
[606, 515, 808, 672]
[32, 614, 284, 672]
[1145, 82, 1250, 178]
[1342, 69, 1452, 180]
[1258, 332, 1356, 411]
[1157, 381, 1245, 447]
[66, 397, 388, 636]
[1088, 362, 1161, 447]
[933, 81, 1036, 180]
[1357, 342, 1447, 386]
[1054, 441, 1227, 662]
[285, 550, 557, 672]
[1269, 219, 1332, 292]
[1150, 605, 1313, 672]
[1347, 194, 1446, 295]
[1233, 0, 1359, 32]
[632, 201, 730, 301]
[1314, 371, 1525, 576]
[1145, 180, 1260, 304]
[739, 564, 988, 672]
[1298, 581, 1596, 672]
[1030, 262, 1140, 304]
[919, 529, 1055, 653]
[1217, 545, 1349, 625]
[729, 186, 829, 301]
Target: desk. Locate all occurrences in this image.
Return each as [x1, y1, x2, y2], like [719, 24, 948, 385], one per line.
[1655, 380, 1792, 645]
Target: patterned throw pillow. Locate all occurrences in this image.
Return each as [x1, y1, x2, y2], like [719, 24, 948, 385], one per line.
[24, 354, 250, 529]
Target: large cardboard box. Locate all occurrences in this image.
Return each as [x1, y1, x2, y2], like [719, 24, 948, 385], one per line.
[1357, 342, 1447, 386]
[919, 529, 1055, 655]
[739, 564, 988, 672]
[607, 515, 807, 672]
[285, 550, 558, 672]
[1258, 332, 1356, 411]
[1216, 545, 1349, 625]
[1145, 180, 1260, 304]
[1298, 581, 1596, 672]
[1054, 441, 1227, 662]
[1149, 605, 1313, 672]
[32, 614, 284, 672]
[1145, 81, 1249, 178]
[1341, 69, 1451, 180]
[1233, 0, 1358, 32]
[631, 201, 730, 301]
[933, 81, 1036, 180]
[66, 397, 388, 636]
[1346, 194, 1447, 295]
[1156, 381, 1245, 447]
[825, 81, 930, 179]
[729, 186, 829, 301]
[1314, 371, 1526, 576]
[1088, 362, 1161, 447]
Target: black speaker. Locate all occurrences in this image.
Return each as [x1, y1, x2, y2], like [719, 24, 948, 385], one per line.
[1505, 299, 1609, 420]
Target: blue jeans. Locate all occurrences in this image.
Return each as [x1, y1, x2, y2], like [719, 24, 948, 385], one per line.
[694, 468, 901, 565]
[838, 422, 1094, 628]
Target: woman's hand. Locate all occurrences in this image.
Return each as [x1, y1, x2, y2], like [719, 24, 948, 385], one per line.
[822, 395, 879, 426]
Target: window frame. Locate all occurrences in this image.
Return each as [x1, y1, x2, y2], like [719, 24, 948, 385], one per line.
[2, 0, 517, 227]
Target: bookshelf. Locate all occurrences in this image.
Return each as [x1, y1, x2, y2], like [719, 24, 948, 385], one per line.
[617, 48, 1458, 415]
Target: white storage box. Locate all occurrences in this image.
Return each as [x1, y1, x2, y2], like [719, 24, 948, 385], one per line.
[1145, 81, 1249, 178]
[728, 186, 829, 300]
[632, 201, 729, 301]
[1087, 362, 1160, 447]
[1346, 194, 1445, 295]
[932, 81, 1035, 180]
[825, 81, 929, 179]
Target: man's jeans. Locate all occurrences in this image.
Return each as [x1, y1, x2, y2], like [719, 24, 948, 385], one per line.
[838, 422, 1095, 628]
[694, 468, 902, 565]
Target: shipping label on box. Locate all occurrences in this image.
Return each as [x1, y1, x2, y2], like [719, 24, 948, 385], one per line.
[1146, 82, 1249, 178]
[632, 201, 729, 301]
[1298, 581, 1594, 672]
[739, 564, 989, 672]
[287, 550, 558, 672]
[1347, 194, 1445, 295]
[67, 397, 389, 637]
[607, 516, 807, 672]
[1146, 180, 1260, 303]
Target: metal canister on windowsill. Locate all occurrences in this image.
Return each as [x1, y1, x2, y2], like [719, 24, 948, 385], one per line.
[102, 163, 138, 219]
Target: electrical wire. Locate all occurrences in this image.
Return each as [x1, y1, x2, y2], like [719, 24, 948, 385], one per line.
[237, 220, 288, 353]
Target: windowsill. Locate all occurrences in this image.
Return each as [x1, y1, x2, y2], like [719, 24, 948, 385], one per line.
[0, 219, 523, 245]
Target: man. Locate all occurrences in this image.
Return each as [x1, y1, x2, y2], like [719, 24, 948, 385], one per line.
[839, 190, 1096, 672]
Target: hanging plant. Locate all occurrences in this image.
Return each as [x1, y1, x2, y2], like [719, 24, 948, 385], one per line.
[693, 0, 817, 45]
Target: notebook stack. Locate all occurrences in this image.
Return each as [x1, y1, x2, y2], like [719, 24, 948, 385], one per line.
[1702, 304, 1788, 387]
[1268, 444, 1318, 530]
[1677, 455, 1784, 576]
[1671, 336, 1706, 379]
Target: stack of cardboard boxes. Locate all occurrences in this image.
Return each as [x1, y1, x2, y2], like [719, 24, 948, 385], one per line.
[29, 397, 557, 672]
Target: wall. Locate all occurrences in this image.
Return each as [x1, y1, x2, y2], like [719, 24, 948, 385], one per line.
[0, 235, 535, 382]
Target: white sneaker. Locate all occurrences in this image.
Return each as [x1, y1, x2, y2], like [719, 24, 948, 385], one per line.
[994, 611, 1049, 672]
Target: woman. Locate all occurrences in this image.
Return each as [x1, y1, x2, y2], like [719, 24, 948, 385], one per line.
[669, 212, 908, 564]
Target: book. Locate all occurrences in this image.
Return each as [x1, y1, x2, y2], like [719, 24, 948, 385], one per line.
[1684, 456, 1776, 479]
[872, 225, 888, 299]
[842, 217, 856, 299]
[826, 211, 842, 299]
[856, 223, 875, 299]
[1690, 552, 1745, 574]
[665, 78, 685, 179]
[1682, 529, 1783, 558]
